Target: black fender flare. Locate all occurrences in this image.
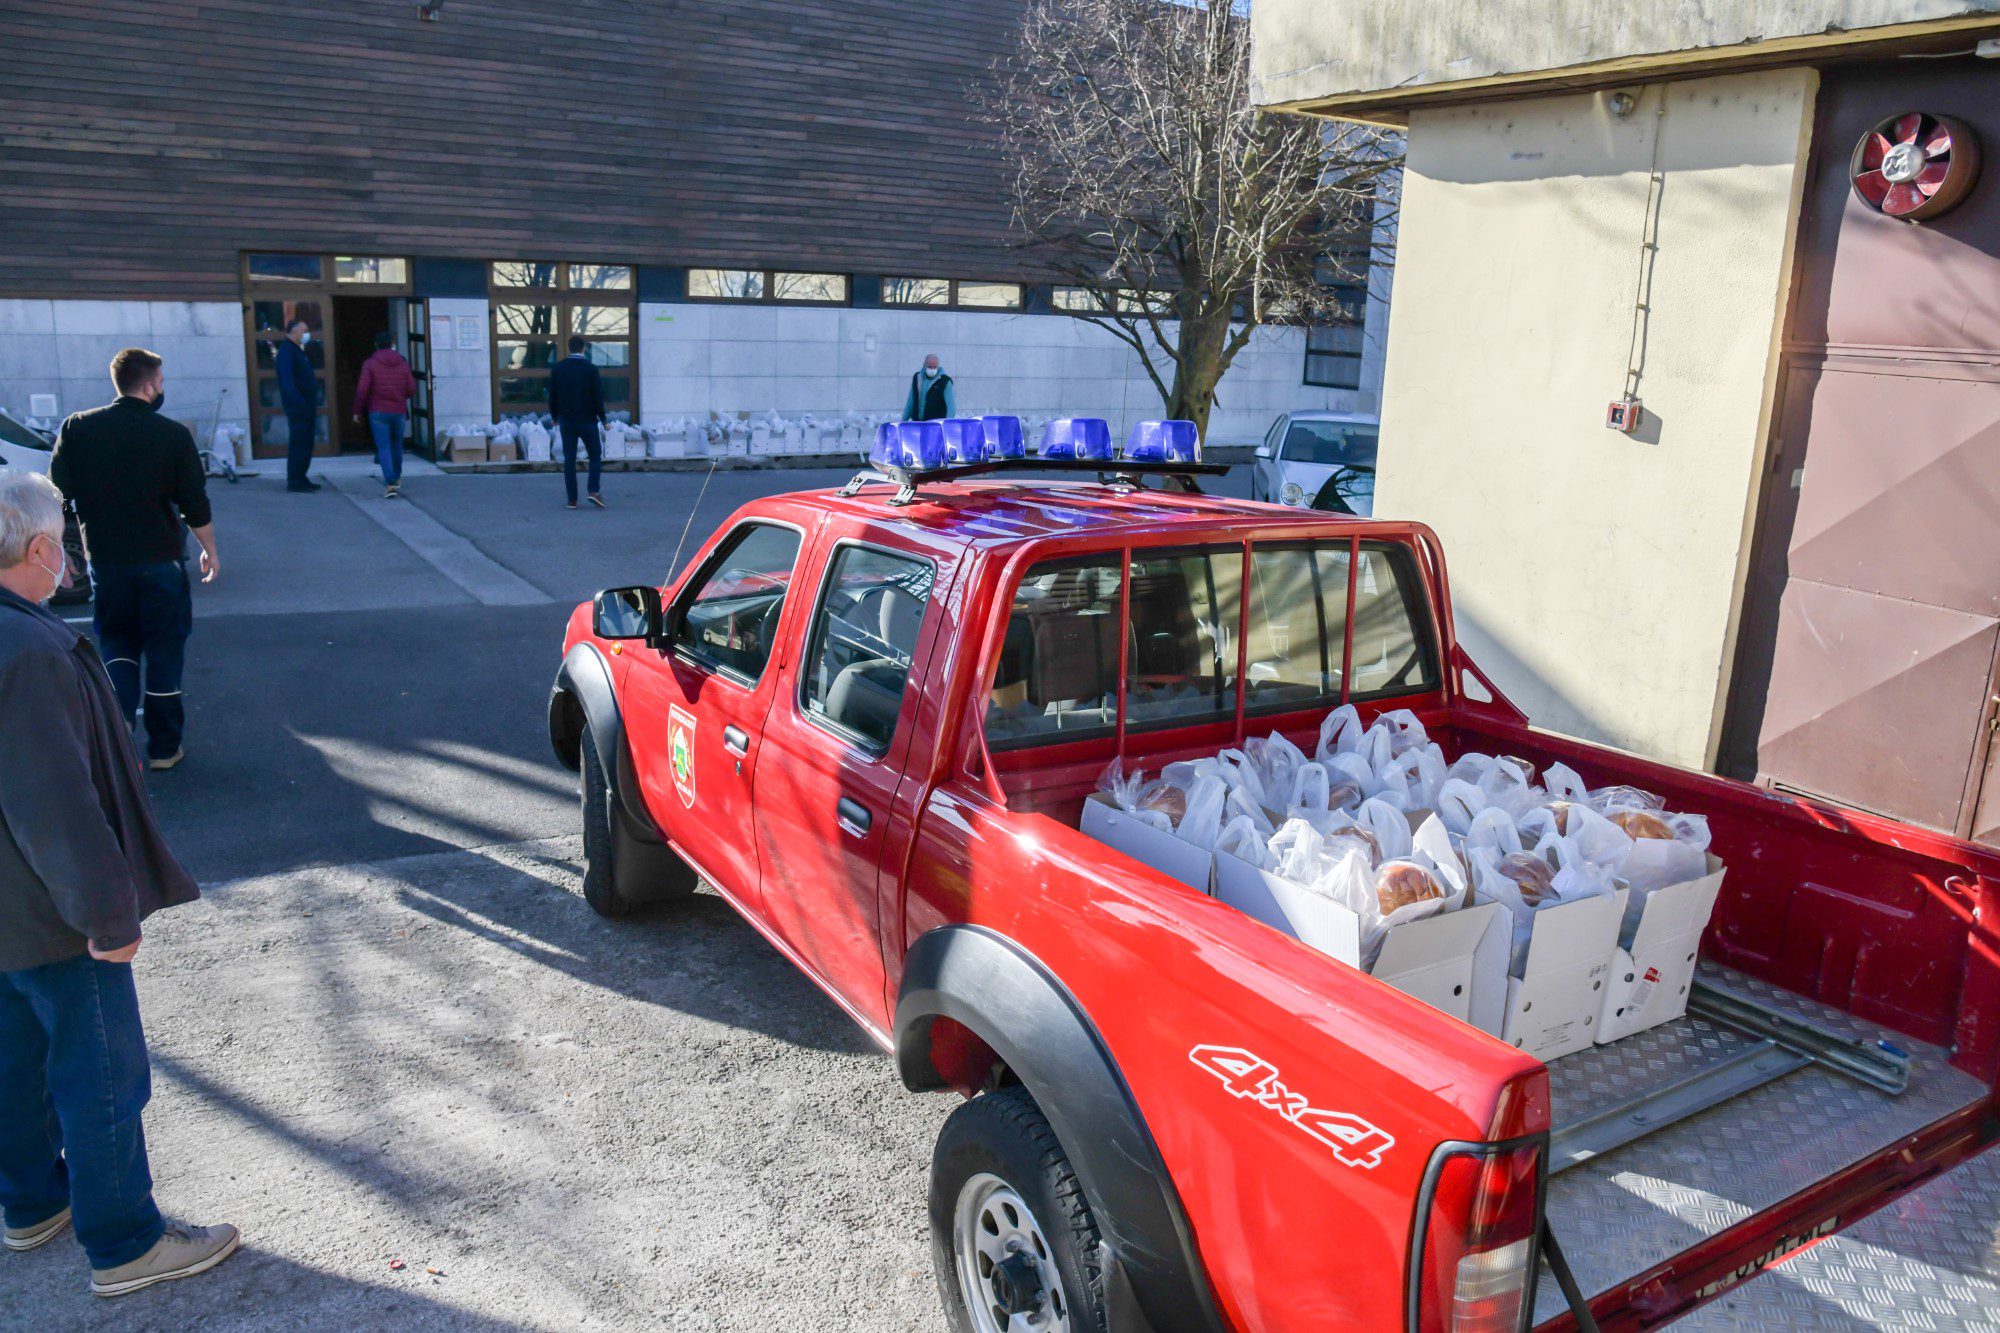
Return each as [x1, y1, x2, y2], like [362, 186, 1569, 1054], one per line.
[550, 644, 663, 842]
[896, 925, 1227, 1333]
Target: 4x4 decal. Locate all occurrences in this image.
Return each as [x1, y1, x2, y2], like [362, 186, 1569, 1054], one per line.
[1189, 1045, 1395, 1170]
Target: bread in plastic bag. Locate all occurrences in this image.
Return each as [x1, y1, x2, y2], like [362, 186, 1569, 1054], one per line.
[1326, 751, 1377, 802]
[1354, 797, 1412, 863]
[1615, 811, 1713, 941]
[1435, 778, 1486, 835]
[1098, 759, 1147, 812]
[1225, 784, 1276, 837]
[1463, 806, 1524, 858]
[1373, 708, 1430, 756]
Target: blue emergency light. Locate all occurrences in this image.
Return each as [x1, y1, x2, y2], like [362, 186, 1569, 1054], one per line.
[980, 414, 1026, 460]
[870, 421, 900, 469]
[938, 418, 988, 464]
[1124, 419, 1200, 463]
[868, 420, 949, 471]
[1040, 417, 1112, 461]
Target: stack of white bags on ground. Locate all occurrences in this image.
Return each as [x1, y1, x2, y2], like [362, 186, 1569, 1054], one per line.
[1097, 706, 1715, 975]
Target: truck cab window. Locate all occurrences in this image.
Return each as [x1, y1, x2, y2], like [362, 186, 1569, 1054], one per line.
[668, 523, 802, 683]
[985, 555, 1122, 746]
[801, 545, 934, 753]
[1245, 544, 1349, 714]
[1348, 542, 1438, 697]
[1125, 548, 1240, 729]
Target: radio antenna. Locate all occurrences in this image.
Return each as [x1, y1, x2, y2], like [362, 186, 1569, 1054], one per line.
[668, 453, 722, 579]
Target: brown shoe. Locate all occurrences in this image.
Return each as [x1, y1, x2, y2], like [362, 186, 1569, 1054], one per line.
[147, 749, 185, 772]
[91, 1221, 241, 1297]
[4, 1206, 70, 1251]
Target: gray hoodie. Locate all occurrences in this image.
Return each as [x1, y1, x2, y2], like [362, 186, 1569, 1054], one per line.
[0, 585, 198, 971]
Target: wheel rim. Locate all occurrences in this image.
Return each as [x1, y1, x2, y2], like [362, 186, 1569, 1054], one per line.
[952, 1172, 1070, 1333]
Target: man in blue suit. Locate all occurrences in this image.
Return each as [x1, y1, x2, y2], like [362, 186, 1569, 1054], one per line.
[548, 336, 607, 510]
[273, 320, 320, 493]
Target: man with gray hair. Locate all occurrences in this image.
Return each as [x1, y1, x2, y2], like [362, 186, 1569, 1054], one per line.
[0, 469, 238, 1296]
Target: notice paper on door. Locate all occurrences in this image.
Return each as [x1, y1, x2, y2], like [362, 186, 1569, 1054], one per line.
[429, 315, 455, 350]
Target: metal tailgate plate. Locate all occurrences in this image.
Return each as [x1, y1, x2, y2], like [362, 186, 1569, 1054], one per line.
[1677, 1143, 2000, 1329]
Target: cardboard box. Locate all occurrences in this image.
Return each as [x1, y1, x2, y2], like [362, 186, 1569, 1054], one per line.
[1595, 857, 1725, 1043]
[446, 434, 487, 463]
[486, 437, 520, 462]
[1211, 848, 1510, 1031]
[1498, 888, 1629, 1061]
[1080, 793, 1213, 893]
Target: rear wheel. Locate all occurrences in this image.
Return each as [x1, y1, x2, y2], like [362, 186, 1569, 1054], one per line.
[579, 729, 697, 917]
[931, 1086, 1106, 1333]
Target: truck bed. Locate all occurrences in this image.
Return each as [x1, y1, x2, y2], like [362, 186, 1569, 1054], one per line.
[1533, 965, 1990, 1326]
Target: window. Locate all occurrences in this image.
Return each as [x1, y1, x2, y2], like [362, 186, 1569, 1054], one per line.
[1245, 545, 1349, 715]
[687, 268, 766, 300]
[882, 277, 951, 307]
[1305, 255, 1368, 389]
[800, 545, 935, 753]
[956, 282, 1022, 310]
[884, 278, 1022, 311]
[489, 263, 637, 420]
[1348, 542, 1438, 698]
[686, 268, 849, 304]
[772, 272, 849, 303]
[985, 556, 1123, 746]
[1125, 548, 1241, 729]
[246, 253, 321, 283]
[668, 524, 804, 684]
[334, 256, 409, 286]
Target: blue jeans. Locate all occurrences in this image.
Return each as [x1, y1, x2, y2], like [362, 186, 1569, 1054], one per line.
[559, 420, 601, 505]
[369, 411, 407, 485]
[94, 560, 192, 761]
[0, 955, 164, 1269]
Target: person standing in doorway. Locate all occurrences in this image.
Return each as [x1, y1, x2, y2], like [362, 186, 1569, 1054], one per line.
[48, 349, 219, 772]
[548, 335, 607, 510]
[902, 353, 954, 422]
[351, 332, 417, 500]
[274, 319, 320, 493]
[0, 469, 240, 1298]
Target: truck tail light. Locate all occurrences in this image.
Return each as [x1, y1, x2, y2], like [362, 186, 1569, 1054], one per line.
[1412, 1140, 1543, 1333]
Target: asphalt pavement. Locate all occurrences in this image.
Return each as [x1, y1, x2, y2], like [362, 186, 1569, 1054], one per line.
[6, 453, 1258, 1330]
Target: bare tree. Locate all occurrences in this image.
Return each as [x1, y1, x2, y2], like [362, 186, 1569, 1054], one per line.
[984, 0, 1398, 436]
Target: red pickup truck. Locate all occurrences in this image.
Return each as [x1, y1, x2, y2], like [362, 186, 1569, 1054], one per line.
[548, 459, 2000, 1333]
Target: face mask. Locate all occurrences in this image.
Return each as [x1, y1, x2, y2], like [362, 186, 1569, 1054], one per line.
[149, 388, 165, 411]
[924, 367, 939, 378]
[32, 541, 65, 601]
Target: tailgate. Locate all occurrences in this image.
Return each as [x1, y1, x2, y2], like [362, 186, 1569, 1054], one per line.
[1531, 967, 1995, 1330]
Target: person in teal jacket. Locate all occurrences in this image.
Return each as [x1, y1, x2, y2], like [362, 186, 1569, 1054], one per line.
[902, 354, 955, 421]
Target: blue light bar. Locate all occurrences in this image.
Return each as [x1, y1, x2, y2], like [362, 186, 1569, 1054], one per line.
[1041, 417, 1112, 461]
[938, 418, 988, 464]
[894, 420, 949, 470]
[868, 421, 902, 471]
[980, 414, 1026, 460]
[1124, 419, 1200, 463]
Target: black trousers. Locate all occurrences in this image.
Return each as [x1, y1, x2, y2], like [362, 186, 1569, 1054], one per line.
[93, 561, 192, 760]
[559, 420, 602, 504]
[285, 408, 317, 487]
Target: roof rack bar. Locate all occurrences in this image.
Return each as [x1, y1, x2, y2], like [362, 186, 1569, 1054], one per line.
[839, 457, 1232, 506]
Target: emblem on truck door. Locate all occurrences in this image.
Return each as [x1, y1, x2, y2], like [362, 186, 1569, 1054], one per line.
[1188, 1045, 1395, 1170]
[669, 705, 697, 808]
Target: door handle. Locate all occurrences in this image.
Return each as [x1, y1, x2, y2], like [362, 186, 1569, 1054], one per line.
[836, 796, 872, 837]
[723, 725, 749, 756]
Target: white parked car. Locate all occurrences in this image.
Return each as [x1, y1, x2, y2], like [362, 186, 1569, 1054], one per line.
[1250, 411, 1380, 515]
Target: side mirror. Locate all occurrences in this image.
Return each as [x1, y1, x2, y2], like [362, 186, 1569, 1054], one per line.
[593, 585, 663, 641]
[1255, 445, 1274, 461]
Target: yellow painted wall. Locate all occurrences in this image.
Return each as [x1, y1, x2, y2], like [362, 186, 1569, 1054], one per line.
[1374, 69, 1816, 766]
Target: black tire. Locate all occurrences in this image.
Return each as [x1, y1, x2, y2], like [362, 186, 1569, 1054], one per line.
[579, 729, 697, 917]
[930, 1086, 1107, 1333]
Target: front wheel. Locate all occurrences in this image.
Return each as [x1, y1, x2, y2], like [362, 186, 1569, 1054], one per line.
[579, 729, 697, 917]
[930, 1086, 1107, 1333]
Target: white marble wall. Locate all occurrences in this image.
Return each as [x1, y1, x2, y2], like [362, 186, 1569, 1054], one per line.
[636, 303, 1381, 447]
[0, 299, 249, 436]
[426, 296, 494, 423]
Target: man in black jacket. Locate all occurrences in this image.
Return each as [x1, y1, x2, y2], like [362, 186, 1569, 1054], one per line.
[274, 319, 320, 493]
[548, 335, 608, 510]
[0, 469, 238, 1296]
[50, 348, 220, 771]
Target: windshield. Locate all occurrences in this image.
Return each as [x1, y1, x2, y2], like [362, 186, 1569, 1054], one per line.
[1282, 421, 1378, 468]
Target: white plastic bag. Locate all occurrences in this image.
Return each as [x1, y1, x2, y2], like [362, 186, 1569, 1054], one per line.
[1270, 817, 1327, 884]
[1176, 773, 1227, 849]
[1288, 763, 1332, 817]
[1216, 814, 1272, 870]
[1543, 762, 1589, 803]
[1435, 778, 1486, 836]
[1316, 704, 1365, 760]
[1373, 708, 1430, 755]
[520, 420, 552, 462]
[1354, 797, 1412, 863]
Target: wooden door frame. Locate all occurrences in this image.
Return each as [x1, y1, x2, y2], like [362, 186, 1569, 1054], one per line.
[240, 253, 413, 459]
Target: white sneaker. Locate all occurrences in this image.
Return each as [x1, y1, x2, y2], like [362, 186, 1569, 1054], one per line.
[91, 1221, 241, 1297]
